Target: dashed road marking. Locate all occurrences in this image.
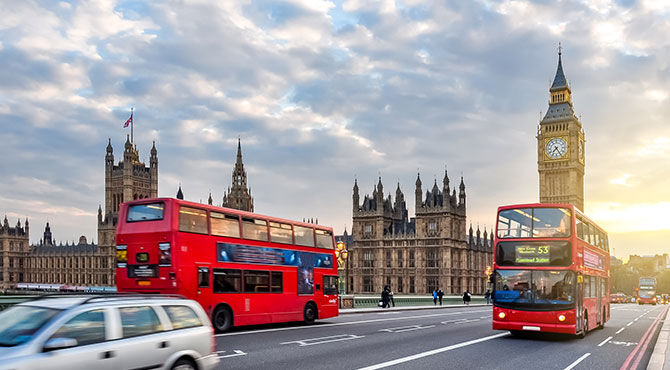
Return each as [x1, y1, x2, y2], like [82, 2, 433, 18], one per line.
[217, 350, 247, 359]
[380, 324, 436, 333]
[357, 333, 509, 370]
[616, 327, 625, 334]
[281, 334, 364, 346]
[598, 336, 613, 347]
[564, 353, 591, 370]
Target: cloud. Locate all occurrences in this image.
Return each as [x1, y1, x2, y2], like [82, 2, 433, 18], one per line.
[0, 0, 669, 255]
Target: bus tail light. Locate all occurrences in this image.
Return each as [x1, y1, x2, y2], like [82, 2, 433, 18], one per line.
[116, 245, 127, 267]
[159, 243, 171, 266]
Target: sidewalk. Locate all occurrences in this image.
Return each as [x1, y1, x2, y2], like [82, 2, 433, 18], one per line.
[340, 303, 489, 314]
[648, 306, 670, 370]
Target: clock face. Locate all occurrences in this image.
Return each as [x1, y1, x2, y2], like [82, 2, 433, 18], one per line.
[546, 138, 567, 159]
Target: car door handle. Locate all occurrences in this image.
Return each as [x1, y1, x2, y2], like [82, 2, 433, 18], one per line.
[158, 341, 169, 349]
[100, 350, 115, 359]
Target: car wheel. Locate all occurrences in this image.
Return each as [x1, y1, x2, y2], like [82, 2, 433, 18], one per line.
[213, 306, 233, 333]
[171, 358, 196, 370]
[304, 302, 317, 324]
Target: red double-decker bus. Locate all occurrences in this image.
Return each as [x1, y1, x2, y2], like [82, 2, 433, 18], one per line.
[115, 198, 339, 332]
[492, 203, 610, 337]
[636, 277, 657, 305]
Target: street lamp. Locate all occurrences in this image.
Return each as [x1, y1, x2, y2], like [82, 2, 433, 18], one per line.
[335, 241, 349, 294]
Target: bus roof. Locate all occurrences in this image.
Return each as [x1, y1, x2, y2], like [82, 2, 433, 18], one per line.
[123, 197, 334, 232]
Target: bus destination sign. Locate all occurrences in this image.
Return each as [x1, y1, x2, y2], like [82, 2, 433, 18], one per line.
[515, 245, 550, 264]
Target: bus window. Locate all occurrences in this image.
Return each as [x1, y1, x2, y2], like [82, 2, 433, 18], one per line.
[213, 269, 241, 293]
[198, 267, 209, 288]
[594, 232, 600, 248]
[497, 208, 533, 238]
[576, 216, 585, 240]
[242, 218, 268, 241]
[127, 203, 164, 222]
[244, 271, 269, 293]
[211, 212, 240, 238]
[179, 207, 208, 234]
[269, 222, 293, 244]
[294, 226, 315, 247]
[532, 208, 571, 237]
[323, 276, 338, 295]
[315, 229, 334, 249]
[271, 272, 282, 293]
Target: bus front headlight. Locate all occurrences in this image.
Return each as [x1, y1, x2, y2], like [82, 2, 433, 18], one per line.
[498, 312, 506, 319]
[558, 314, 566, 322]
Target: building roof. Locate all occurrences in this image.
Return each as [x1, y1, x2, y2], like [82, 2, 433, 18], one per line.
[32, 243, 98, 254]
[550, 52, 568, 91]
[542, 102, 576, 122]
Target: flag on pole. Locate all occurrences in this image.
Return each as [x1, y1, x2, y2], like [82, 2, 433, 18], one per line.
[123, 112, 133, 128]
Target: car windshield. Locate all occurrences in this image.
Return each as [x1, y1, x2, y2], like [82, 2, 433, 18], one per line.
[493, 269, 575, 310]
[0, 305, 62, 346]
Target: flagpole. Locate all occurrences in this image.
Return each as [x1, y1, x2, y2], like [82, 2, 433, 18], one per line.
[130, 107, 134, 143]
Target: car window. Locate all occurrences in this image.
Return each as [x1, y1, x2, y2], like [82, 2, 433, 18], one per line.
[49, 309, 106, 347]
[163, 305, 202, 329]
[119, 306, 163, 338]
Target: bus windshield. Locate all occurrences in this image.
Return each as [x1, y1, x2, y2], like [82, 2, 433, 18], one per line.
[127, 203, 164, 222]
[493, 269, 575, 310]
[497, 207, 571, 239]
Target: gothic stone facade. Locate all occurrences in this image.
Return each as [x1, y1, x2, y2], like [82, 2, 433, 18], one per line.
[221, 139, 254, 212]
[0, 217, 110, 288]
[348, 172, 493, 295]
[0, 217, 29, 289]
[97, 135, 158, 284]
[537, 50, 585, 211]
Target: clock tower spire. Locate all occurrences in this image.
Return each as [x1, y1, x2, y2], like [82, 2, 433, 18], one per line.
[537, 45, 585, 211]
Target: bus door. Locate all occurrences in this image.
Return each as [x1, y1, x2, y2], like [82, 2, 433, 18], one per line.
[576, 274, 584, 332]
[196, 265, 212, 313]
[596, 277, 602, 324]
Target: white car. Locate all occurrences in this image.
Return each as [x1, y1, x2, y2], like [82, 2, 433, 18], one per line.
[0, 294, 219, 370]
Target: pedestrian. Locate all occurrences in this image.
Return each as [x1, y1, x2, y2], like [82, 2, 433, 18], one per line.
[381, 285, 391, 308]
[389, 287, 396, 307]
[463, 290, 471, 305]
[437, 288, 444, 306]
[432, 289, 438, 305]
[484, 289, 491, 305]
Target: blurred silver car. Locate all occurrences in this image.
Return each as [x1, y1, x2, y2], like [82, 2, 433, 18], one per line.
[0, 294, 219, 370]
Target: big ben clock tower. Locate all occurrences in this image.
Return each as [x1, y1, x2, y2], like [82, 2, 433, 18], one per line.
[537, 46, 585, 211]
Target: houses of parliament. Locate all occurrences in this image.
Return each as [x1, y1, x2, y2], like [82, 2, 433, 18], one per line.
[0, 136, 253, 290]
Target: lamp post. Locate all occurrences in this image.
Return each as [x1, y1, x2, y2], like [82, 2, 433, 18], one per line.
[335, 241, 349, 294]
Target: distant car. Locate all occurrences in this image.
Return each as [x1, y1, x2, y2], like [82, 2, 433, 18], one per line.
[0, 294, 219, 370]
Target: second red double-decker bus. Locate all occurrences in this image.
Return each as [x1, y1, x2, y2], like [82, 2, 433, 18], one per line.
[115, 198, 339, 332]
[637, 277, 657, 305]
[492, 203, 610, 337]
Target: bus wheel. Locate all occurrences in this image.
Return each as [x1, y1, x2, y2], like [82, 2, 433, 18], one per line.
[303, 302, 317, 324]
[579, 313, 588, 339]
[213, 306, 233, 333]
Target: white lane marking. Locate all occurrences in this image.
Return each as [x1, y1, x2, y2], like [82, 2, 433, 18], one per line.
[217, 350, 247, 358]
[563, 353, 591, 370]
[281, 334, 364, 346]
[441, 318, 481, 325]
[610, 341, 637, 347]
[380, 325, 436, 333]
[480, 316, 490, 319]
[626, 322, 634, 326]
[357, 333, 508, 370]
[216, 309, 490, 337]
[377, 312, 401, 315]
[616, 327, 625, 334]
[597, 336, 613, 347]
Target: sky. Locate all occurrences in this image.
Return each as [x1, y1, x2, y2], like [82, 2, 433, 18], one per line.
[0, 0, 669, 259]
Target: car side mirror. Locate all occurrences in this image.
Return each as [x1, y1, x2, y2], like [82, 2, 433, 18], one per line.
[43, 337, 78, 352]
